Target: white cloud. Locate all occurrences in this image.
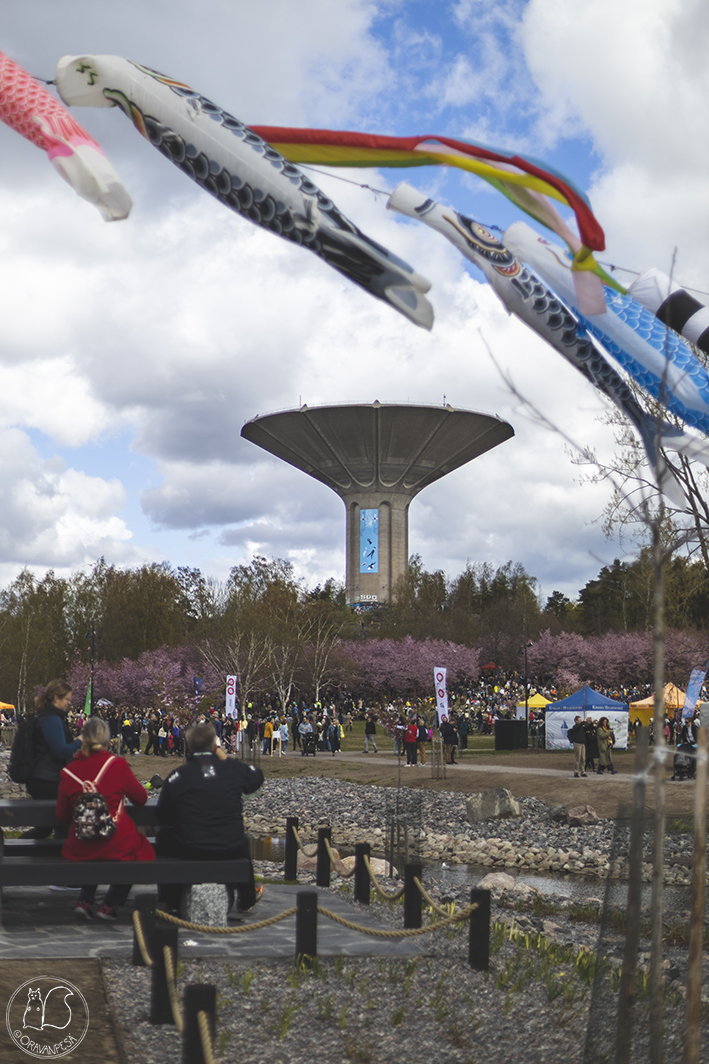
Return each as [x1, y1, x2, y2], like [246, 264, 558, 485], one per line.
[0, 430, 131, 573]
[0, 357, 108, 446]
[521, 0, 709, 280]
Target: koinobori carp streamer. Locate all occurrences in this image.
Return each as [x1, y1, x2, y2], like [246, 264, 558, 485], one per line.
[0, 50, 130, 220]
[55, 55, 433, 329]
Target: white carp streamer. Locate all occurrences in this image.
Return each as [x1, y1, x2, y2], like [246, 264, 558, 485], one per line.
[55, 55, 433, 329]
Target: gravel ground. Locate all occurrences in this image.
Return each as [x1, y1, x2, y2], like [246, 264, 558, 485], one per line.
[101, 861, 709, 1064]
[244, 775, 703, 887]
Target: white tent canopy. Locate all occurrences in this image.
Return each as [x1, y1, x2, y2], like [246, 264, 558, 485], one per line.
[545, 685, 629, 750]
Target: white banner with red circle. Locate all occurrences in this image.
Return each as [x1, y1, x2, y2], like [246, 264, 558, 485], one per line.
[225, 674, 238, 718]
[434, 667, 448, 723]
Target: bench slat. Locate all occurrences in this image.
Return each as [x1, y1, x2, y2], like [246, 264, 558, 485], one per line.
[0, 798, 159, 828]
[0, 857, 251, 886]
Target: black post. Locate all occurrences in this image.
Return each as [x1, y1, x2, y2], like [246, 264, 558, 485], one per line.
[403, 862, 422, 929]
[468, 887, 491, 971]
[295, 890, 318, 964]
[132, 893, 156, 967]
[517, 640, 533, 731]
[150, 921, 179, 1025]
[354, 842, 371, 905]
[285, 816, 299, 881]
[316, 827, 331, 888]
[85, 627, 95, 716]
[181, 983, 216, 1064]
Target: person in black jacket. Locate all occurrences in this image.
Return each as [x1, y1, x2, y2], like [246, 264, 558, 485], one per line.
[440, 715, 458, 764]
[363, 712, 378, 753]
[144, 714, 160, 756]
[156, 722, 264, 915]
[567, 715, 588, 778]
[22, 679, 82, 839]
[584, 718, 600, 773]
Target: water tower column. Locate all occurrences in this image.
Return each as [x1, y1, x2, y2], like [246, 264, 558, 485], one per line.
[344, 493, 410, 606]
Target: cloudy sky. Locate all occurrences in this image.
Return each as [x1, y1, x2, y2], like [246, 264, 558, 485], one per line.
[0, 0, 707, 603]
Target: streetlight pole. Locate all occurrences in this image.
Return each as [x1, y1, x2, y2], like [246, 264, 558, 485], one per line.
[85, 628, 95, 717]
[524, 643, 529, 725]
[518, 641, 533, 732]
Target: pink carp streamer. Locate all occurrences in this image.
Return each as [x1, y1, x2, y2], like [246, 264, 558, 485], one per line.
[0, 50, 130, 220]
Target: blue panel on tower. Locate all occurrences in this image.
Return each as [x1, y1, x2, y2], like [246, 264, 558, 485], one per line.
[359, 509, 379, 573]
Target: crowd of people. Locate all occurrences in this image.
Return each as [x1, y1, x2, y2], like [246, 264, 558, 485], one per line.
[3, 670, 708, 924]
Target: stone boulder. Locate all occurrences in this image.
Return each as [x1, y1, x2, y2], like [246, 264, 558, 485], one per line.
[477, 872, 538, 896]
[297, 843, 347, 873]
[339, 855, 399, 878]
[549, 804, 568, 822]
[296, 843, 318, 870]
[466, 787, 521, 824]
[567, 804, 599, 826]
[477, 872, 516, 892]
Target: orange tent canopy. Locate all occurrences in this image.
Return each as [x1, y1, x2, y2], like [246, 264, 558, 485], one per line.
[630, 683, 686, 727]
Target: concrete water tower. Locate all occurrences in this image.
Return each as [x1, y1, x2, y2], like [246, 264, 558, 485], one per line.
[241, 401, 514, 606]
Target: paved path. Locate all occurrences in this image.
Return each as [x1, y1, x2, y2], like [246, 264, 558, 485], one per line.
[331, 752, 632, 780]
[0, 883, 426, 961]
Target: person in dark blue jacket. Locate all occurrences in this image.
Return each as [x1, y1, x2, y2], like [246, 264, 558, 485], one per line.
[22, 680, 82, 839]
[156, 722, 264, 916]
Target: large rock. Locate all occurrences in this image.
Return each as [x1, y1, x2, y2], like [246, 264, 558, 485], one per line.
[477, 872, 516, 892]
[296, 843, 318, 870]
[567, 804, 599, 826]
[549, 804, 568, 822]
[339, 855, 399, 878]
[297, 843, 346, 873]
[466, 788, 521, 824]
[477, 872, 539, 896]
[181, 882, 229, 927]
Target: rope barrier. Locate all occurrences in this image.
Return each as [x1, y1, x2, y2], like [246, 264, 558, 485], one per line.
[197, 1010, 216, 1064]
[413, 876, 450, 918]
[132, 910, 154, 968]
[323, 835, 355, 877]
[317, 901, 478, 938]
[363, 854, 406, 900]
[163, 945, 184, 1034]
[155, 906, 297, 934]
[149, 895, 473, 940]
[291, 825, 304, 850]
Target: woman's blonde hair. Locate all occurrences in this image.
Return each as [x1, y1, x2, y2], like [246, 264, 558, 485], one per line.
[80, 716, 110, 756]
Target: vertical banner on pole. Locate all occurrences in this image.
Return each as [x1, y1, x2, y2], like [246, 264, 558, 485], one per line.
[682, 660, 709, 719]
[225, 674, 237, 718]
[434, 667, 448, 724]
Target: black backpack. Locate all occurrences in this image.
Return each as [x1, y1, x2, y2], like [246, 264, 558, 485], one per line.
[63, 759, 120, 841]
[8, 713, 41, 784]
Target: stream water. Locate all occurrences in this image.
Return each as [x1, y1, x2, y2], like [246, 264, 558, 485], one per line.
[251, 836, 703, 913]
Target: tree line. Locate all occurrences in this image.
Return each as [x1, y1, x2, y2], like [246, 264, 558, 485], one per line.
[1, 547, 707, 710]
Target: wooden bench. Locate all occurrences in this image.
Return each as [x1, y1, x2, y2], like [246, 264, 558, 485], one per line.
[0, 799, 250, 927]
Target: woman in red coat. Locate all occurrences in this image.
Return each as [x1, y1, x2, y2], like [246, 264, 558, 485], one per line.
[56, 716, 154, 921]
[405, 718, 418, 766]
